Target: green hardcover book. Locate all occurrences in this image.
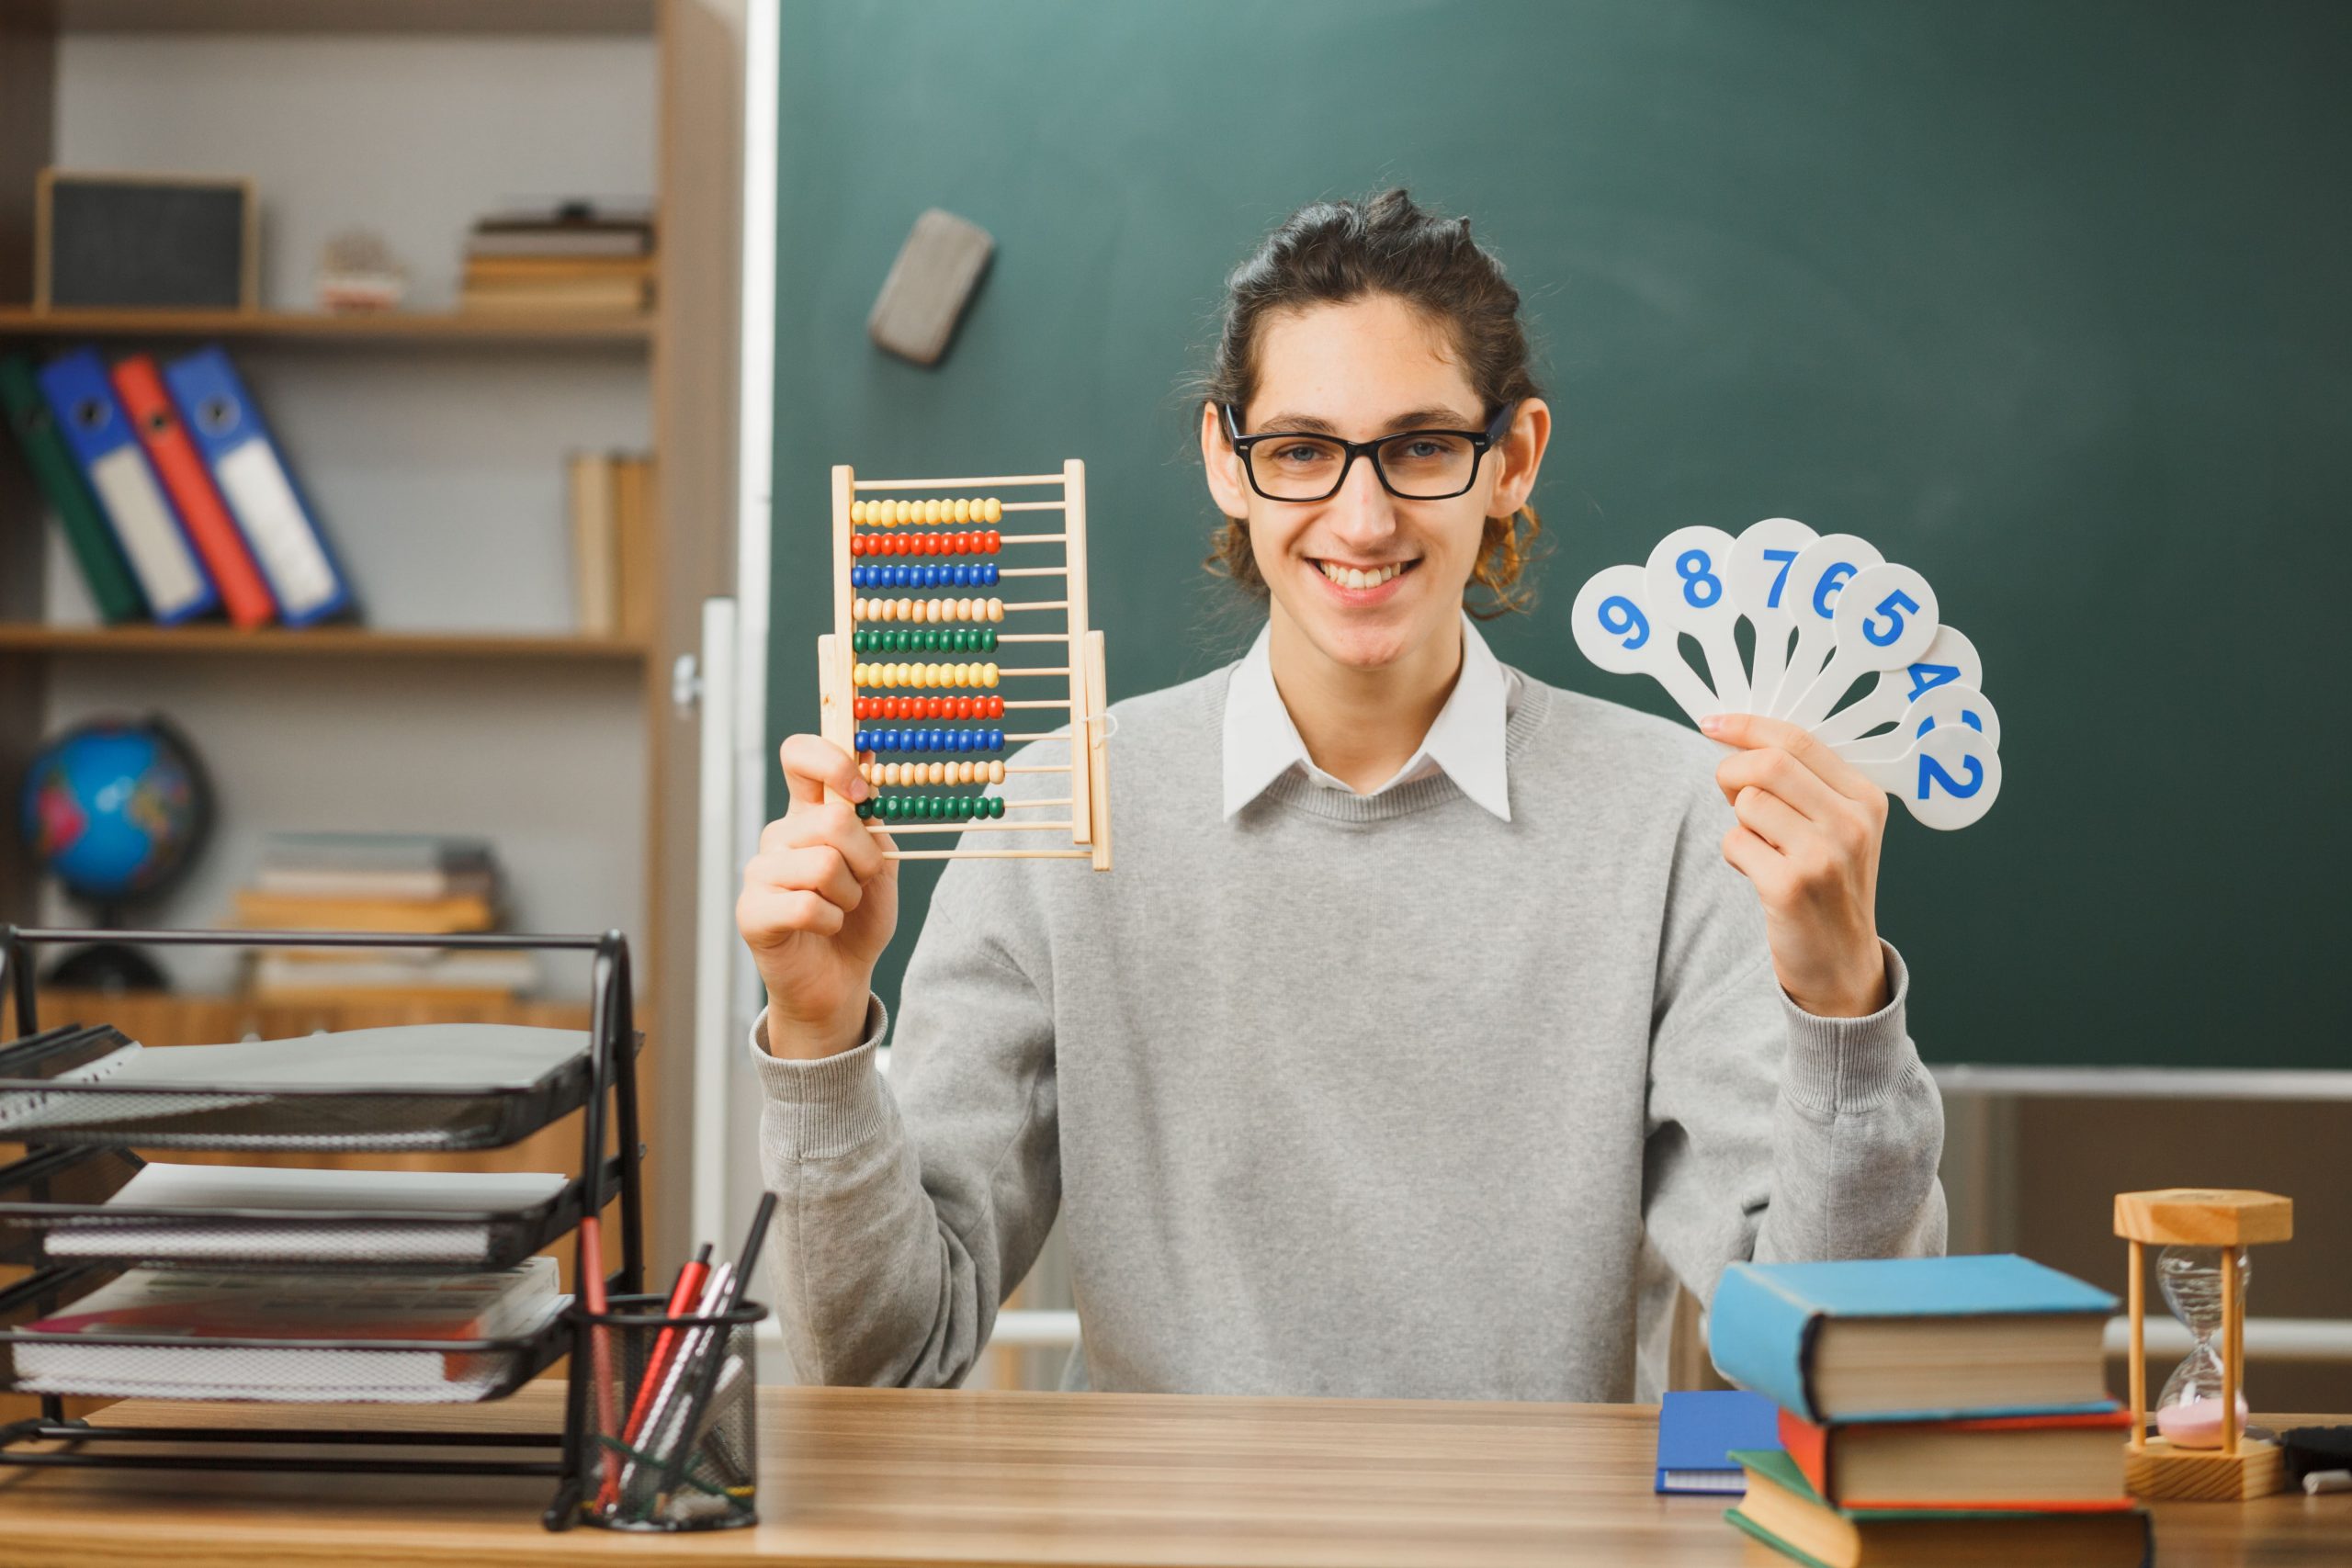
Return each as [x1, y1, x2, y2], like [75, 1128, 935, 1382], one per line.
[1725, 1449, 2150, 1568]
[0, 352, 147, 624]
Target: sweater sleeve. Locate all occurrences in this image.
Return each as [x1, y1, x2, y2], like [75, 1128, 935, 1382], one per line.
[1640, 781, 1948, 1309]
[745, 858, 1060, 1388]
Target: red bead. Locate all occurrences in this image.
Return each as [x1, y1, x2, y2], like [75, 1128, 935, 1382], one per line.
[850, 536, 865, 557]
[927, 697, 944, 716]
[984, 530, 1001, 553]
[854, 699, 870, 718]
[926, 533, 943, 556]
[950, 532, 968, 555]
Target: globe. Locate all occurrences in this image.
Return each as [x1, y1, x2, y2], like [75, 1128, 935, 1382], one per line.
[19, 717, 210, 908]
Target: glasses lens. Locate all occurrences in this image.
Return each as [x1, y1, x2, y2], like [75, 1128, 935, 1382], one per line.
[1375, 432, 1477, 499]
[1247, 435, 1349, 500]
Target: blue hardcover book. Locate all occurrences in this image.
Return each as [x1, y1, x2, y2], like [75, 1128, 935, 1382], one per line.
[1707, 1254, 2119, 1425]
[35, 349, 218, 624]
[163, 346, 352, 626]
[1655, 1389, 1781, 1494]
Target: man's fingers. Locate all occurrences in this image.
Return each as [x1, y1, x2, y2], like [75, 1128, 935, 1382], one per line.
[1731, 783, 1810, 855]
[1703, 711, 1879, 805]
[1720, 822, 1792, 903]
[746, 844, 864, 912]
[1717, 744, 1846, 825]
[760, 800, 890, 883]
[780, 734, 869, 808]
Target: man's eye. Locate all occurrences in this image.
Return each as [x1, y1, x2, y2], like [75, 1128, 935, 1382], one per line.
[1272, 444, 1332, 465]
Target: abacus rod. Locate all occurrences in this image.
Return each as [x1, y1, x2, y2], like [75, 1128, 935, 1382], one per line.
[1007, 764, 1069, 773]
[854, 473, 1066, 491]
[997, 533, 1068, 543]
[866, 820, 1074, 834]
[997, 634, 1064, 642]
[1007, 601, 1068, 612]
[1000, 567, 1068, 577]
[887, 849, 1091, 860]
[1006, 699, 1073, 709]
[997, 503, 1065, 513]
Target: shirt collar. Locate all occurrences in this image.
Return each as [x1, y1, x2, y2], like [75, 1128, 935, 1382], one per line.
[1221, 612, 1515, 822]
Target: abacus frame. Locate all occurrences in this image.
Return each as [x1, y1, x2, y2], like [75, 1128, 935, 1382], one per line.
[819, 461, 1112, 869]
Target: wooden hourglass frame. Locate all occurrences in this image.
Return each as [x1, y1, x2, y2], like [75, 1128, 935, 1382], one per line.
[2114, 1187, 2293, 1501]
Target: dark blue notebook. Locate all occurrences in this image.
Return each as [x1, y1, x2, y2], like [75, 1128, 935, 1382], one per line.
[1655, 1389, 1781, 1494]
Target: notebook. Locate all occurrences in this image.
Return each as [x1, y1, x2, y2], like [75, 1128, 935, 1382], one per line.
[1656, 1389, 1782, 1494]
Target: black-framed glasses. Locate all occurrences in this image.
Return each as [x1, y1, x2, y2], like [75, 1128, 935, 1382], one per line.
[1220, 400, 1519, 502]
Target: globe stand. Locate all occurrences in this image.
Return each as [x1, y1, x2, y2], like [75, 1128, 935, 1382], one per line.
[45, 942, 167, 992]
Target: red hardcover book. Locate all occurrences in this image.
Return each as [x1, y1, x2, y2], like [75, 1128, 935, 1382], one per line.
[111, 355, 276, 627]
[1780, 1404, 2137, 1510]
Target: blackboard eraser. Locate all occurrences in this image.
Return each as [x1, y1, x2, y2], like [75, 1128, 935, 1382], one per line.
[868, 209, 993, 367]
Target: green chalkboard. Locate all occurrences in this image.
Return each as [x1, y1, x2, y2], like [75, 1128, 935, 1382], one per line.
[767, 1, 2351, 1069]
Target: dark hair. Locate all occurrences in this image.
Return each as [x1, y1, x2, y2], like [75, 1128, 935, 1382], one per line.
[1198, 188, 1544, 618]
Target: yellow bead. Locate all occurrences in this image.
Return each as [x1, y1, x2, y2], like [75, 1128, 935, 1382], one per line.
[883, 763, 900, 786]
[989, 760, 1005, 784]
[922, 761, 941, 785]
[853, 597, 869, 621]
[983, 497, 1002, 524]
[952, 498, 970, 524]
[886, 598, 903, 621]
[916, 499, 935, 524]
[982, 662, 1000, 688]
[853, 500, 868, 525]
[887, 500, 906, 525]
[923, 599, 941, 624]
[987, 597, 1004, 623]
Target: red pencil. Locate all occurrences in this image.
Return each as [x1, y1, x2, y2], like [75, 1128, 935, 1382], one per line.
[603, 1242, 712, 1505]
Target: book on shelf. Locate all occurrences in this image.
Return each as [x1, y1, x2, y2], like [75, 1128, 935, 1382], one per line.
[13, 1256, 563, 1402]
[569, 450, 654, 638]
[1, 351, 147, 624]
[461, 200, 654, 310]
[250, 948, 538, 1000]
[233, 887, 496, 934]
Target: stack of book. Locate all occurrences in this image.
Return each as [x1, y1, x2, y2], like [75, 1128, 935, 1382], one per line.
[459, 201, 654, 315]
[231, 833, 536, 1001]
[1707, 1254, 2149, 1567]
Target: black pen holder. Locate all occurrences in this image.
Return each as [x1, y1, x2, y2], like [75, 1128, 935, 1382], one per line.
[571, 1293, 768, 1531]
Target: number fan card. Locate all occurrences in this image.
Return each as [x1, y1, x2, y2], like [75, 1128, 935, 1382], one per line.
[1573, 521, 1999, 830]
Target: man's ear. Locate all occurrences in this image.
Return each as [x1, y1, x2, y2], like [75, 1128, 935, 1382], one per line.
[1200, 400, 1252, 520]
[1487, 398, 1553, 518]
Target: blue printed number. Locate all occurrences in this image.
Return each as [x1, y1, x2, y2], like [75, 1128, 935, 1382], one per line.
[1917, 754, 1984, 800]
[1812, 561, 1856, 619]
[1762, 548, 1799, 609]
[1862, 589, 1921, 648]
[1905, 660, 1962, 701]
[1675, 549, 1723, 609]
[1598, 594, 1650, 649]
[1917, 712, 1985, 737]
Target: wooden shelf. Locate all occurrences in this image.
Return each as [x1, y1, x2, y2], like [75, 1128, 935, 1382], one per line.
[0, 625, 649, 661]
[0, 308, 653, 346]
[53, 0, 654, 35]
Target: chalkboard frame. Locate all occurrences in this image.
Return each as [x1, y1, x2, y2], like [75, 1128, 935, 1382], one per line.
[34, 169, 258, 312]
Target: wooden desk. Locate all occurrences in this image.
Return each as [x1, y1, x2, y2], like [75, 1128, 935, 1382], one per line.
[0, 1387, 2342, 1565]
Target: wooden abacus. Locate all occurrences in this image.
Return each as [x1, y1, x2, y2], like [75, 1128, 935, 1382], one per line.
[818, 461, 1111, 869]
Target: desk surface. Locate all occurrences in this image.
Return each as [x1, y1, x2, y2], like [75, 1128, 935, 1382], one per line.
[0, 1386, 2343, 1566]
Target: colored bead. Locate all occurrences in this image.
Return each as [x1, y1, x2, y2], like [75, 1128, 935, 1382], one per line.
[980, 497, 1000, 524]
[979, 663, 998, 688]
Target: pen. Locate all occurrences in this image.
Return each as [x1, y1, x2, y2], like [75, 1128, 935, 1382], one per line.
[578, 1214, 619, 1498]
[2305, 1468, 2352, 1495]
[599, 1242, 712, 1509]
[650, 1192, 777, 1502]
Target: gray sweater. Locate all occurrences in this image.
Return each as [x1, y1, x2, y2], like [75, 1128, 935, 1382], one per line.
[749, 667, 1946, 1401]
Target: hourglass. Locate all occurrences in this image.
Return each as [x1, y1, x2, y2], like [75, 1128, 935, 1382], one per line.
[2114, 1188, 2293, 1500]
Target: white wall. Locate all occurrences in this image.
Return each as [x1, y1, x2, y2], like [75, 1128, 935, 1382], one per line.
[36, 30, 662, 997]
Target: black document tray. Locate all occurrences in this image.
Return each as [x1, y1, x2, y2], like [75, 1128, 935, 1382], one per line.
[0, 1145, 623, 1272]
[0, 1022, 639, 1152]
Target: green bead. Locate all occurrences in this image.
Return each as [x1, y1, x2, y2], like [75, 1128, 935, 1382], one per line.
[893, 630, 910, 652]
[980, 627, 997, 652]
[924, 629, 940, 651]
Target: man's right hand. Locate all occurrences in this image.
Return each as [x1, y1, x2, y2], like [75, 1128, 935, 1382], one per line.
[737, 735, 899, 1060]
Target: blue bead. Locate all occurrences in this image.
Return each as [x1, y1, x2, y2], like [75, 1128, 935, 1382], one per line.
[987, 727, 1001, 750]
[952, 564, 970, 586]
[952, 729, 969, 752]
[984, 563, 1000, 586]
[888, 729, 905, 752]
[925, 566, 943, 588]
[932, 728, 948, 751]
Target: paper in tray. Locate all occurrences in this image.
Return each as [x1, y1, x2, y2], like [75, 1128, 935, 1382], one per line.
[0, 1022, 620, 1151]
[0, 1259, 573, 1404]
[0, 1147, 597, 1270]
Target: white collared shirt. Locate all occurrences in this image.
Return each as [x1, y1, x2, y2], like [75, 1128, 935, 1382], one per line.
[1221, 611, 1520, 822]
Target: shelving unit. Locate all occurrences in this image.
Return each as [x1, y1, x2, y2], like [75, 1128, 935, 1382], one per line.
[0, 1, 744, 1292]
